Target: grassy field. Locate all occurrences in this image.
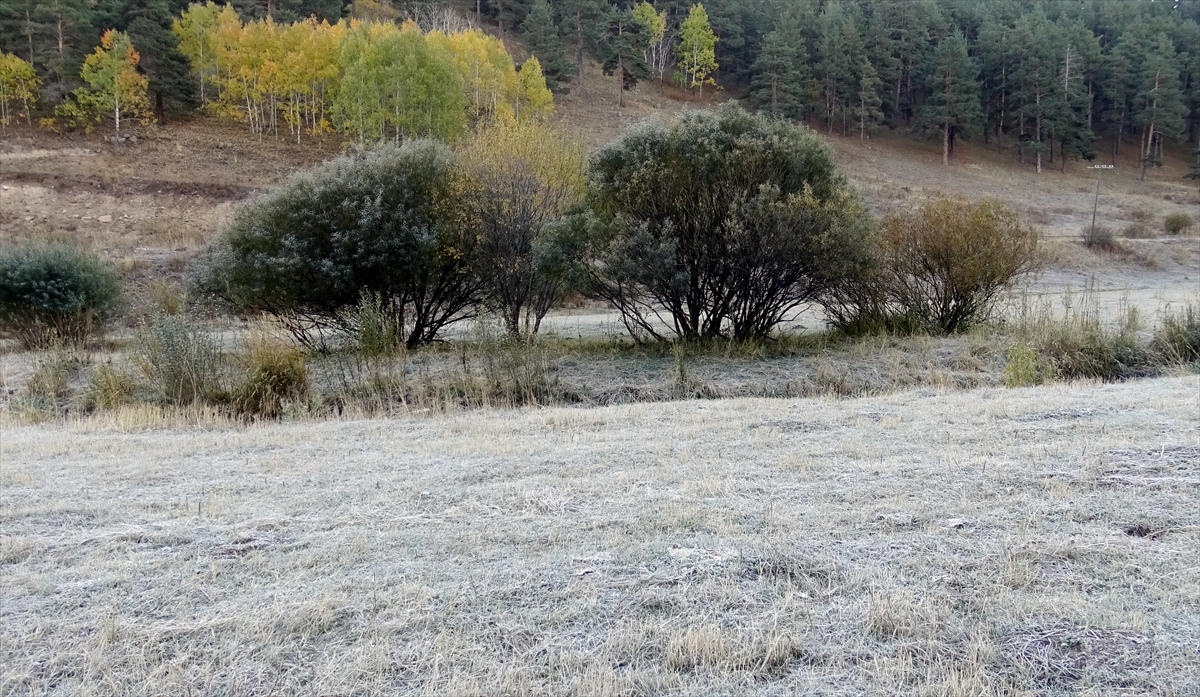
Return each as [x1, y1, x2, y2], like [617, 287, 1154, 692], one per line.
[3, 376, 1197, 695]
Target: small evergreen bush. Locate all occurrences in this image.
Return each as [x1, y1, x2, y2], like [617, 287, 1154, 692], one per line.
[0, 242, 122, 348]
[1163, 213, 1194, 235]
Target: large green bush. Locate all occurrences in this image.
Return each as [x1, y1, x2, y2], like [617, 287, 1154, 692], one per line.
[579, 103, 873, 342]
[194, 140, 485, 349]
[0, 242, 122, 349]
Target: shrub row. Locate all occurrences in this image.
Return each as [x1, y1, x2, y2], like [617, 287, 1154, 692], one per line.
[196, 105, 1042, 346]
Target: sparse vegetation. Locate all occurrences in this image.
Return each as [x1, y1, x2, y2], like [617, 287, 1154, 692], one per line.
[1163, 212, 1194, 235]
[3, 377, 1196, 694]
[132, 312, 224, 405]
[0, 241, 122, 349]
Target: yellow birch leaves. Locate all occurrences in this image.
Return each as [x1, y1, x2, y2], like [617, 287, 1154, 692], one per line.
[171, 4, 555, 143]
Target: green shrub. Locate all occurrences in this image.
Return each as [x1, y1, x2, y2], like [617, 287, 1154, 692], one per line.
[580, 103, 873, 342]
[0, 242, 122, 348]
[231, 333, 308, 419]
[133, 313, 223, 405]
[1152, 304, 1200, 364]
[1163, 213, 1194, 235]
[195, 140, 484, 349]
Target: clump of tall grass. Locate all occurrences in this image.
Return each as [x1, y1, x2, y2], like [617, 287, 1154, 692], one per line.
[22, 346, 85, 411]
[1009, 294, 1200, 384]
[84, 363, 137, 411]
[231, 329, 308, 420]
[1151, 304, 1200, 365]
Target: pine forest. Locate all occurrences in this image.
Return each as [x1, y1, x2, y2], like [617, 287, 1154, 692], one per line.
[2, 0, 1198, 175]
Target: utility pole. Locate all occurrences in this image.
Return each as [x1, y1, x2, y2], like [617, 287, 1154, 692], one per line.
[1088, 164, 1114, 238]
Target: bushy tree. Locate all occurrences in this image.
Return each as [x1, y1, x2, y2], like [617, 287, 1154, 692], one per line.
[0, 242, 122, 349]
[195, 140, 485, 349]
[460, 118, 585, 335]
[830, 196, 1039, 335]
[676, 3, 717, 95]
[55, 30, 152, 134]
[0, 51, 40, 129]
[578, 103, 872, 343]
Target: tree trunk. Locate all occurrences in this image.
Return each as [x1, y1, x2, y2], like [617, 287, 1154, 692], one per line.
[1140, 122, 1154, 181]
[616, 54, 624, 108]
[575, 12, 585, 84]
[154, 92, 166, 126]
[943, 123, 949, 165]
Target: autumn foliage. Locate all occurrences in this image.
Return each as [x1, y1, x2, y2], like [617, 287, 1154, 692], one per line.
[172, 3, 554, 142]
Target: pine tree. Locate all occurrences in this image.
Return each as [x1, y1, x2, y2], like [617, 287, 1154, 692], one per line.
[854, 57, 883, 143]
[1135, 32, 1188, 180]
[676, 3, 717, 96]
[556, 0, 604, 85]
[919, 29, 982, 165]
[597, 6, 647, 108]
[1012, 14, 1057, 173]
[117, 0, 198, 124]
[520, 0, 573, 91]
[1052, 21, 1099, 171]
[32, 0, 94, 85]
[749, 8, 811, 120]
[814, 0, 864, 135]
[872, 0, 940, 127]
[977, 18, 1020, 140]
